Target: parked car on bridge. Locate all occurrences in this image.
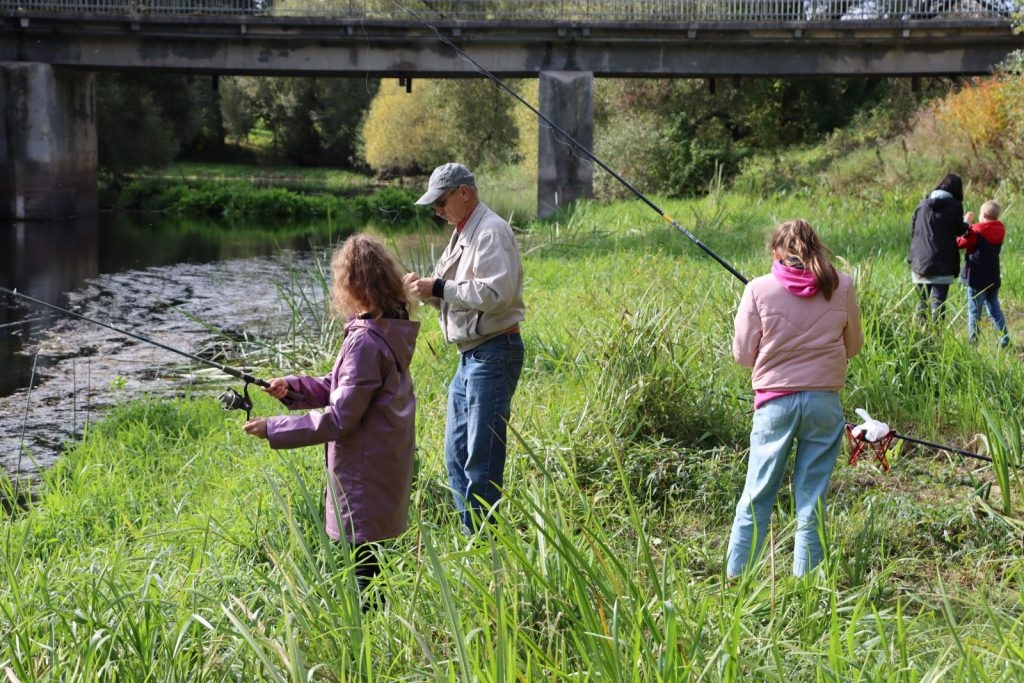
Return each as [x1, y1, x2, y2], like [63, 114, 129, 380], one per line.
[804, 0, 1015, 19]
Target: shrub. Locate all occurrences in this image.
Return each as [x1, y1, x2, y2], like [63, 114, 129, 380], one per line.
[360, 80, 454, 175]
[106, 177, 418, 223]
[933, 77, 1007, 151]
[360, 78, 520, 176]
[355, 186, 419, 224]
[911, 70, 1024, 189]
[594, 107, 668, 200]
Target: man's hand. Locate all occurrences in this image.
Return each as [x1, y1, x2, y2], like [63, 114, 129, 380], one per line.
[403, 272, 435, 300]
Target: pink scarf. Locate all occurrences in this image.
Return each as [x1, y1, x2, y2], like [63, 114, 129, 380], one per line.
[772, 260, 819, 297]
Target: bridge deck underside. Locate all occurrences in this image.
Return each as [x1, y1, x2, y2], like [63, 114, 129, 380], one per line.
[1, 14, 1020, 76]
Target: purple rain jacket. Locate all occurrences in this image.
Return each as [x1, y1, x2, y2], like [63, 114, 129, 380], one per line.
[266, 315, 420, 544]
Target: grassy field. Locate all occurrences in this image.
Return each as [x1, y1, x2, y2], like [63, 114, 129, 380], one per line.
[2, 167, 1024, 679]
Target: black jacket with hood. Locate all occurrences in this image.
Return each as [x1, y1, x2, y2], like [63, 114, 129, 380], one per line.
[908, 190, 968, 278]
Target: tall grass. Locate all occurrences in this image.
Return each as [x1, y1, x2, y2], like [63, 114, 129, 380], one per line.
[979, 408, 1024, 516]
[2, 177, 1024, 678]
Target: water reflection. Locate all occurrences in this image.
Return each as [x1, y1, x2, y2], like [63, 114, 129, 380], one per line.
[1, 213, 349, 398]
[0, 212, 354, 485]
[1, 216, 100, 398]
[95, 213, 347, 271]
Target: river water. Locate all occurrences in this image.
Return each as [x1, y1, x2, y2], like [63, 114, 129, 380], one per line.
[0, 213, 350, 491]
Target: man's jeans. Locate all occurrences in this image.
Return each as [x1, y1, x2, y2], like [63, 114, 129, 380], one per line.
[445, 333, 524, 530]
[726, 391, 844, 578]
[967, 285, 1009, 347]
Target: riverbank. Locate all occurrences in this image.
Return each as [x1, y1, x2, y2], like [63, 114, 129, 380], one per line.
[100, 164, 421, 224]
[2, 183, 1022, 678]
[103, 161, 540, 225]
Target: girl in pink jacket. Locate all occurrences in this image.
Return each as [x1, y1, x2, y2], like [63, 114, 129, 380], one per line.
[243, 234, 419, 606]
[726, 219, 863, 579]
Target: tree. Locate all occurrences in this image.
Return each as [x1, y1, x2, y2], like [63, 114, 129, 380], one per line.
[219, 76, 260, 144]
[361, 79, 455, 175]
[442, 79, 520, 167]
[250, 78, 320, 165]
[237, 76, 379, 166]
[97, 73, 193, 174]
[593, 76, 930, 198]
[312, 77, 379, 169]
[183, 76, 227, 157]
[360, 77, 519, 176]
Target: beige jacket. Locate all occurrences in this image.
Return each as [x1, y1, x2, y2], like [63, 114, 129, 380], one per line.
[733, 271, 863, 392]
[427, 202, 525, 352]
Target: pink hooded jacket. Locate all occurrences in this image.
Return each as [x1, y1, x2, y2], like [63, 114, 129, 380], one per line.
[733, 262, 863, 396]
[267, 315, 419, 544]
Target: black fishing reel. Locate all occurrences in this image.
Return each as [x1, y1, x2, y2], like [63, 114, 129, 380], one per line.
[219, 382, 253, 421]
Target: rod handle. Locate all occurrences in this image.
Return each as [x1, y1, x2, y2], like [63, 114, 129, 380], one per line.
[243, 374, 304, 404]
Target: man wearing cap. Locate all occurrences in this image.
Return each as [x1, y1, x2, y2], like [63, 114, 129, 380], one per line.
[403, 162, 526, 532]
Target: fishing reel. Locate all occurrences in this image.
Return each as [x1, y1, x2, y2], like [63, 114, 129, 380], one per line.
[219, 382, 254, 421]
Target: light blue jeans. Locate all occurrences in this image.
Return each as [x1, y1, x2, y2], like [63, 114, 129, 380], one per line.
[967, 285, 1008, 347]
[726, 391, 844, 578]
[445, 333, 524, 531]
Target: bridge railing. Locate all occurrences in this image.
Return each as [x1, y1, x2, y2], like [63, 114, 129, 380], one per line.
[1, 0, 1017, 20]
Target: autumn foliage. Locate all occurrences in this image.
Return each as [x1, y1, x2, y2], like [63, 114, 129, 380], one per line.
[929, 69, 1024, 187]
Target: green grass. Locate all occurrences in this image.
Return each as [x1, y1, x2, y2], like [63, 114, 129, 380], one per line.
[162, 161, 377, 193]
[2, 172, 1024, 679]
[106, 175, 424, 226]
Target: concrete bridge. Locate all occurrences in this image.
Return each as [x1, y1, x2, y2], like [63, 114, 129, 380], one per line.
[2, 0, 1022, 219]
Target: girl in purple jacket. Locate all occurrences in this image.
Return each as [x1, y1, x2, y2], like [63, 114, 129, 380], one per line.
[726, 219, 863, 580]
[243, 234, 420, 603]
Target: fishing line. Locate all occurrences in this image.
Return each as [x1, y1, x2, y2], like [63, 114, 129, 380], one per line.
[1, 286, 262, 385]
[0, 286, 303, 418]
[14, 351, 39, 509]
[394, 0, 749, 285]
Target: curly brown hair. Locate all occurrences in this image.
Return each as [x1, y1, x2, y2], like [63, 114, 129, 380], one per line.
[330, 233, 408, 317]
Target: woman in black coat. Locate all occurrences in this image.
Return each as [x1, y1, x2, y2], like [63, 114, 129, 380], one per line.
[908, 172, 969, 320]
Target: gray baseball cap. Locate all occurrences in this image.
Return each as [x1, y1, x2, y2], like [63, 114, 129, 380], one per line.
[415, 163, 476, 205]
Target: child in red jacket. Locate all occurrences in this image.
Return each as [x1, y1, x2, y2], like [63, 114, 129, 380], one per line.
[958, 200, 1009, 347]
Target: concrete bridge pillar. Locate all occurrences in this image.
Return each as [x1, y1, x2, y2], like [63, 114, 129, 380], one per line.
[537, 70, 593, 219]
[0, 63, 97, 221]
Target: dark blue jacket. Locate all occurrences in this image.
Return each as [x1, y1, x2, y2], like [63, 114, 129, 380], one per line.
[958, 220, 1005, 290]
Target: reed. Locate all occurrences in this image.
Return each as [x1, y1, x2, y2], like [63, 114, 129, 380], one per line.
[979, 408, 1024, 516]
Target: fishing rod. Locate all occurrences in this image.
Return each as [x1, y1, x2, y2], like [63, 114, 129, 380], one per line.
[396, 1, 749, 285]
[894, 432, 994, 464]
[848, 425, 996, 471]
[846, 409, 1024, 473]
[0, 286, 301, 420]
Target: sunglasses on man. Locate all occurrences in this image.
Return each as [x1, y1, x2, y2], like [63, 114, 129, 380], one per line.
[434, 187, 459, 208]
